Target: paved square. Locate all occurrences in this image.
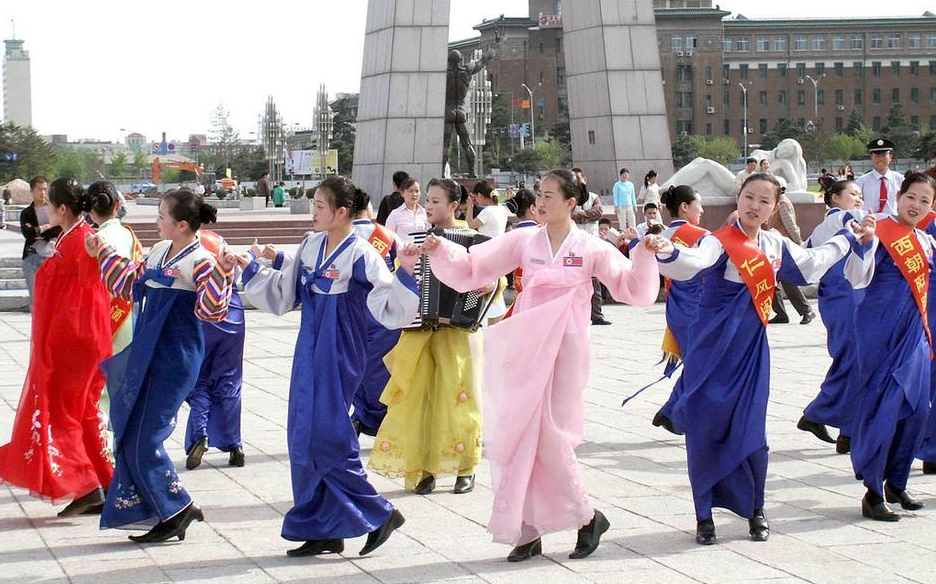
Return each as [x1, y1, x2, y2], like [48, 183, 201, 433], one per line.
[2, 302, 936, 583]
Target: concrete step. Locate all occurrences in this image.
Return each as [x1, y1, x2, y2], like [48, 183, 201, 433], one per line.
[0, 279, 26, 290]
[0, 256, 21, 268]
[0, 289, 28, 311]
[0, 267, 23, 279]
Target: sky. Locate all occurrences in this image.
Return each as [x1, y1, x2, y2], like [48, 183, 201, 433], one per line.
[2, 1, 932, 143]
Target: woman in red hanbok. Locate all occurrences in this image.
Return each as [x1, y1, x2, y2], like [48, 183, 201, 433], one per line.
[0, 178, 113, 515]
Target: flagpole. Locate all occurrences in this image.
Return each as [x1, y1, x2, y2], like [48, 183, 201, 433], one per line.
[521, 83, 535, 148]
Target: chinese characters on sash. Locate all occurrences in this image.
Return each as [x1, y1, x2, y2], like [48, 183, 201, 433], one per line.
[876, 217, 932, 352]
[713, 225, 776, 326]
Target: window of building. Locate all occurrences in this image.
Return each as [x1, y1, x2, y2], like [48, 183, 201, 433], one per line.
[873, 88, 881, 103]
[723, 119, 731, 136]
[557, 67, 565, 87]
[759, 64, 768, 79]
[778, 63, 788, 78]
[909, 34, 921, 49]
[705, 94, 713, 107]
[724, 91, 730, 108]
[759, 91, 767, 106]
[892, 87, 900, 103]
[775, 37, 787, 52]
[816, 63, 825, 77]
[873, 116, 881, 130]
[931, 61, 936, 75]
[675, 92, 683, 108]
[931, 115, 936, 131]
[723, 37, 733, 52]
[539, 42, 544, 54]
[854, 89, 863, 105]
[911, 61, 919, 76]
[871, 36, 883, 49]
[778, 90, 787, 105]
[558, 96, 569, 115]
[675, 120, 684, 134]
[687, 36, 698, 50]
[832, 35, 846, 50]
[540, 71, 545, 84]
[796, 63, 806, 78]
[705, 66, 713, 81]
[797, 90, 806, 105]
[928, 34, 936, 48]
[817, 89, 825, 105]
[685, 91, 694, 107]
[760, 119, 768, 134]
[795, 37, 807, 51]
[706, 123, 713, 136]
[851, 35, 864, 50]
[872, 62, 882, 77]
[556, 37, 563, 53]
[835, 117, 843, 132]
[835, 89, 843, 105]
[932, 87, 936, 102]
[888, 35, 901, 49]
[740, 64, 749, 79]
[588, 130, 595, 145]
[912, 115, 920, 130]
[737, 37, 749, 52]
[757, 37, 769, 52]
[677, 64, 693, 81]
[834, 62, 844, 77]
[813, 36, 826, 51]
[892, 61, 900, 78]
[854, 61, 864, 77]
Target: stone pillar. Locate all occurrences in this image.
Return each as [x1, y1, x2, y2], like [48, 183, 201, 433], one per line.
[352, 0, 450, 204]
[564, 0, 674, 197]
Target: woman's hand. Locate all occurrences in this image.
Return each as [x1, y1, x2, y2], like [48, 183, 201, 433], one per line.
[397, 245, 419, 275]
[854, 214, 876, 245]
[642, 234, 674, 255]
[421, 233, 441, 254]
[84, 232, 101, 258]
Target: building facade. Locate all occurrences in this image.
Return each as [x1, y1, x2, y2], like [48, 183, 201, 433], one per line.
[3, 39, 32, 127]
[450, 1, 936, 153]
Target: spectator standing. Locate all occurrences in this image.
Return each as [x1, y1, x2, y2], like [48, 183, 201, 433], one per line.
[257, 172, 272, 208]
[766, 189, 817, 325]
[384, 177, 428, 240]
[272, 181, 287, 207]
[856, 138, 904, 214]
[637, 170, 661, 207]
[734, 158, 757, 191]
[376, 171, 409, 225]
[572, 168, 611, 325]
[20, 176, 61, 312]
[612, 168, 636, 230]
[636, 203, 666, 237]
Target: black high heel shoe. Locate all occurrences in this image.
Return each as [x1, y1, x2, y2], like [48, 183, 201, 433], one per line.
[128, 503, 205, 543]
[862, 492, 900, 522]
[453, 475, 475, 494]
[413, 474, 435, 495]
[695, 518, 716, 545]
[507, 538, 542, 562]
[57, 487, 105, 517]
[287, 539, 344, 557]
[749, 508, 769, 541]
[796, 416, 835, 444]
[569, 510, 610, 559]
[359, 509, 405, 555]
[186, 437, 209, 470]
[228, 448, 245, 467]
[884, 483, 924, 511]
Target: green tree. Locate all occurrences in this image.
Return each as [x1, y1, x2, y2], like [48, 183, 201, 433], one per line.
[914, 132, 936, 162]
[760, 118, 805, 151]
[508, 148, 543, 175]
[108, 151, 128, 179]
[0, 123, 56, 183]
[49, 146, 85, 181]
[550, 121, 571, 151]
[695, 136, 738, 166]
[844, 110, 871, 143]
[83, 151, 106, 182]
[671, 134, 700, 168]
[534, 137, 568, 169]
[210, 103, 240, 168]
[881, 104, 919, 157]
[330, 95, 357, 174]
[131, 150, 150, 179]
[826, 133, 865, 162]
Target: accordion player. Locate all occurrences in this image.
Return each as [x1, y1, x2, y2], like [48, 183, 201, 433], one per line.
[408, 227, 496, 332]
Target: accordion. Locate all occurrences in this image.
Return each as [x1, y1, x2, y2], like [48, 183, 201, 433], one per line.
[409, 228, 494, 332]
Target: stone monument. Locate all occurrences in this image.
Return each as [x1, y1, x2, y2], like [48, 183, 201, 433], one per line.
[564, 1, 674, 196]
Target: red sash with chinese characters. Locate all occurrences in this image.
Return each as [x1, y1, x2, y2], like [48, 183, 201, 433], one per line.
[875, 217, 931, 350]
[664, 223, 708, 293]
[713, 225, 776, 326]
[368, 223, 395, 258]
[109, 225, 143, 336]
[917, 211, 936, 231]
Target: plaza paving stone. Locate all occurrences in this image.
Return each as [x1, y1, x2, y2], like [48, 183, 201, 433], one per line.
[2, 301, 936, 583]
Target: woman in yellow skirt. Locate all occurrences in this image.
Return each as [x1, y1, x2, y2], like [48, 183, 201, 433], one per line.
[368, 179, 485, 495]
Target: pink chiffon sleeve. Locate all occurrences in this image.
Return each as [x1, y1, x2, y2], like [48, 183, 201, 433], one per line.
[427, 228, 528, 293]
[591, 241, 660, 307]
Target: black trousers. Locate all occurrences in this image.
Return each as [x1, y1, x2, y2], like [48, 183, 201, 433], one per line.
[591, 278, 604, 321]
[772, 279, 811, 320]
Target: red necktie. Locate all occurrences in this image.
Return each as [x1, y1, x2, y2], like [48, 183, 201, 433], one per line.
[878, 176, 887, 213]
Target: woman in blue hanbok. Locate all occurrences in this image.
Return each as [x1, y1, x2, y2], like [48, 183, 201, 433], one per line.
[797, 181, 866, 453]
[236, 177, 419, 558]
[650, 185, 708, 435]
[654, 174, 873, 545]
[847, 173, 936, 521]
[88, 188, 235, 543]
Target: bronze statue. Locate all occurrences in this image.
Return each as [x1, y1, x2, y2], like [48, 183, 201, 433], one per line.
[444, 48, 494, 177]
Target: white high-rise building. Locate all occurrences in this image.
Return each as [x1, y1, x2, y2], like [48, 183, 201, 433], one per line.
[3, 38, 32, 127]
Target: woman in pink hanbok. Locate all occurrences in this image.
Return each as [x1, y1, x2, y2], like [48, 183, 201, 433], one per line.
[417, 169, 663, 562]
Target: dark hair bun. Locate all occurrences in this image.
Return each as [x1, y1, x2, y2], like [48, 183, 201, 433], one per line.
[199, 202, 218, 225]
[86, 180, 118, 216]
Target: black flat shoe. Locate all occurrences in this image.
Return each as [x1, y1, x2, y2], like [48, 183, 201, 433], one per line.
[507, 538, 542, 562]
[749, 508, 770, 542]
[228, 448, 245, 467]
[186, 436, 209, 470]
[862, 493, 900, 522]
[57, 487, 105, 518]
[413, 474, 435, 495]
[768, 315, 789, 324]
[569, 510, 610, 559]
[835, 434, 851, 455]
[796, 416, 836, 444]
[453, 475, 475, 494]
[695, 518, 716, 545]
[885, 484, 924, 511]
[359, 509, 405, 556]
[129, 503, 205, 543]
[591, 318, 612, 326]
[800, 311, 816, 325]
[287, 539, 344, 557]
[80, 503, 104, 515]
[923, 461, 936, 475]
[652, 411, 677, 435]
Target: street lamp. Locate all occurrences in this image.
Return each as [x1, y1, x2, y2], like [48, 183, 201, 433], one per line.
[805, 75, 821, 123]
[738, 82, 750, 158]
[520, 82, 540, 148]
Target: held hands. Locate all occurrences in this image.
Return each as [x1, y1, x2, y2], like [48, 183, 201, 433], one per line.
[642, 234, 674, 255]
[420, 233, 441, 254]
[847, 215, 876, 245]
[622, 227, 639, 241]
[84, 232, 102, 258]
[251, 238, 278, 261]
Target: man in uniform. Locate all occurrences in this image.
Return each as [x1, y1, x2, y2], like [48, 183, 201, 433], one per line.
[857, 138, 904, 215]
